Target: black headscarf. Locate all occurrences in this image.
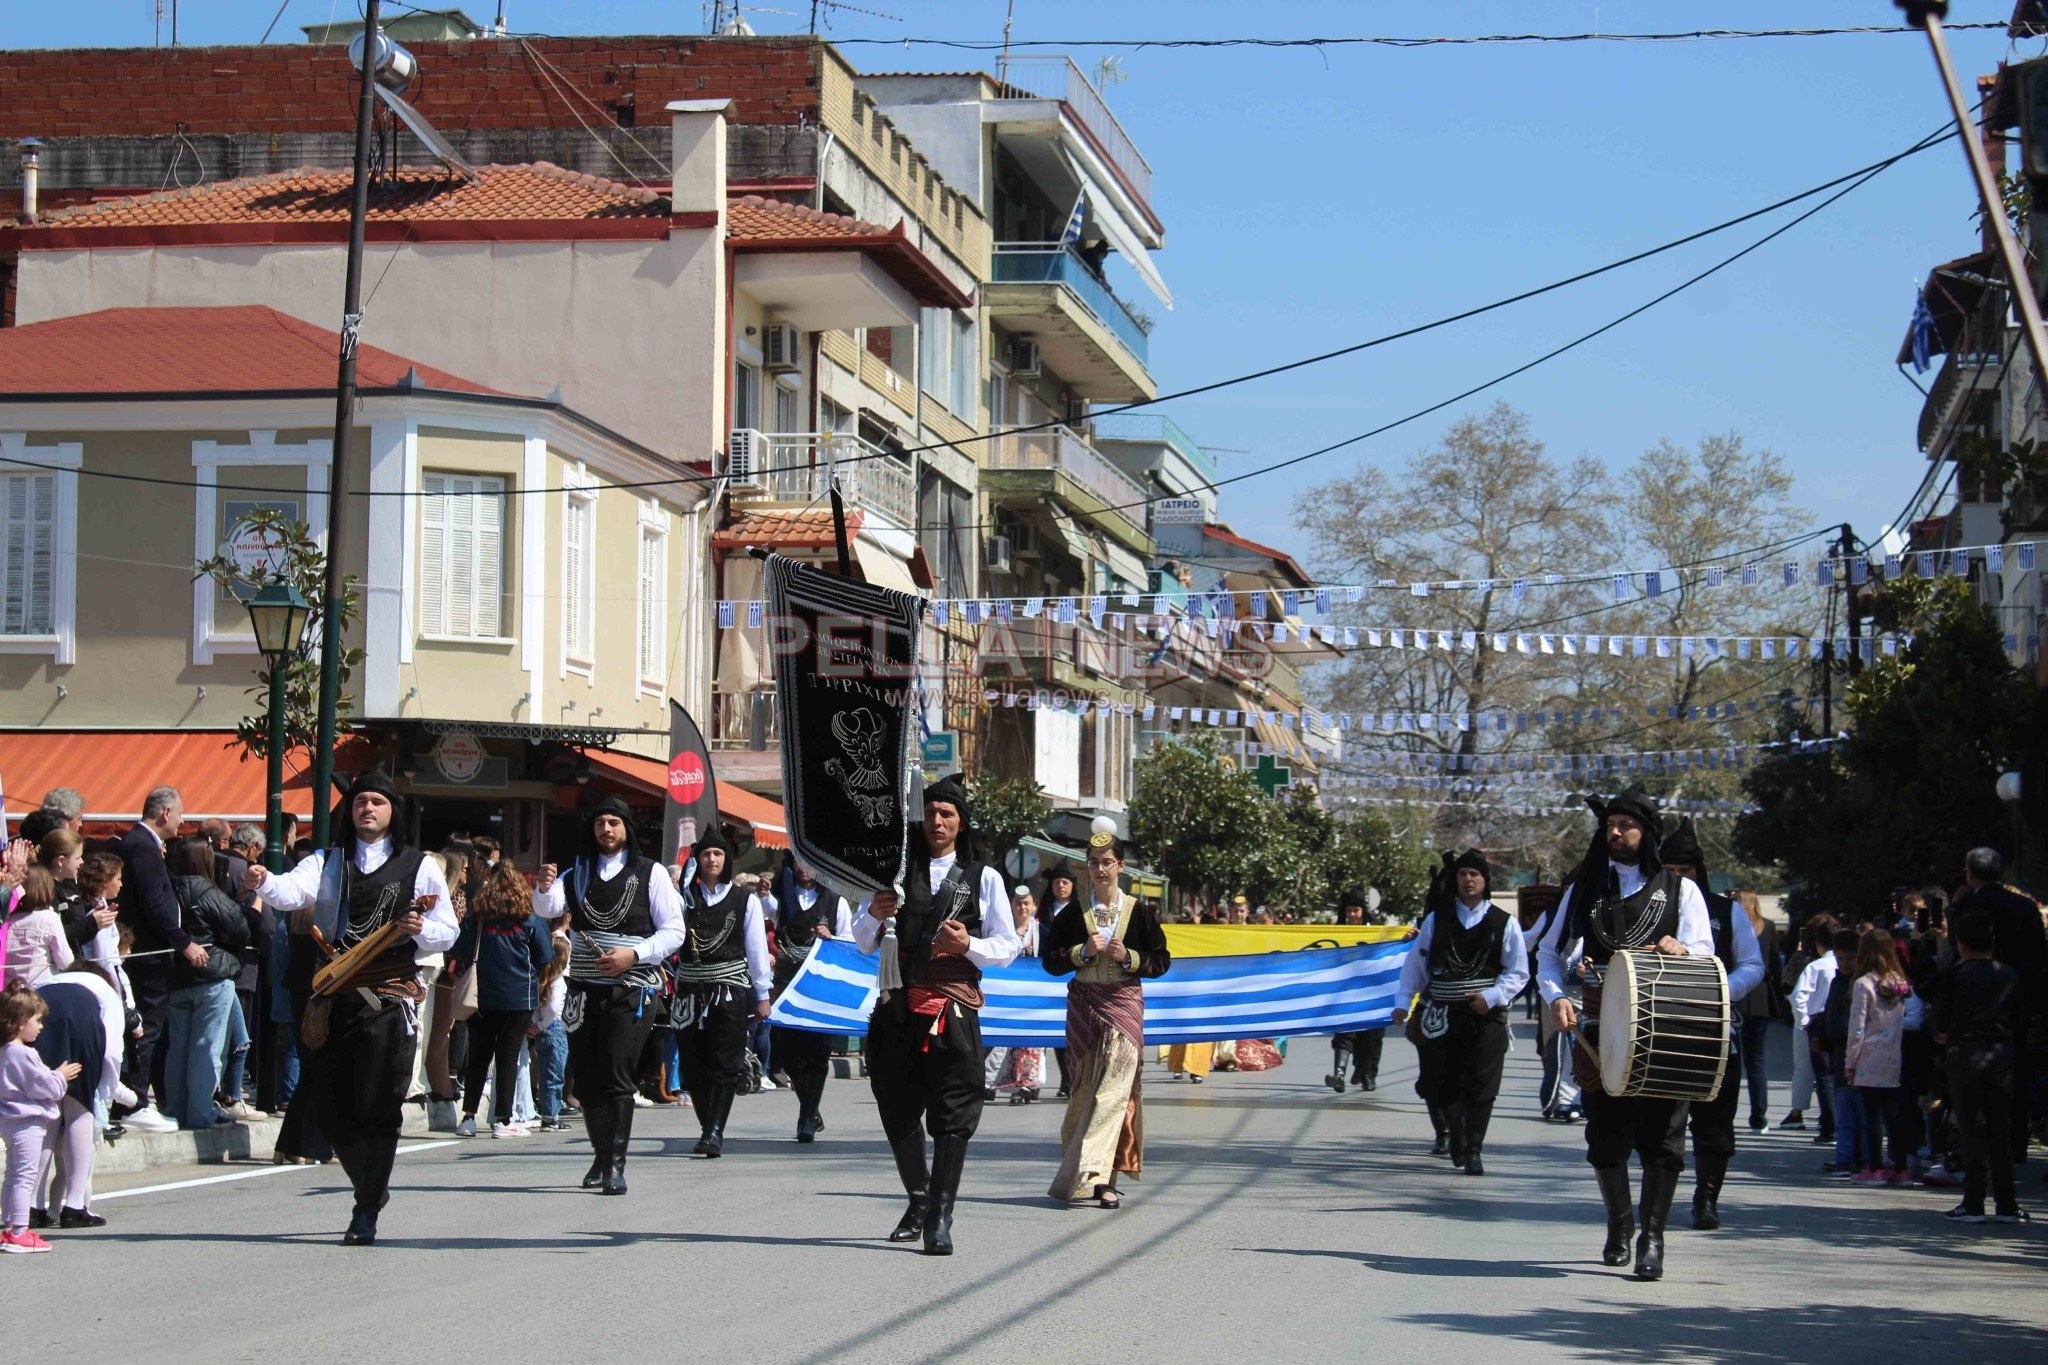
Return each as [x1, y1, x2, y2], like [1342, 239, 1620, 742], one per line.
[580, 794, 637, 859]
[1566, 787, 1664, 919]
[1658, 817, 1708, 880]
[689, 821, 736, 886]
[1040, 859, 1079, 910]
[1452, 848, 1492, 897]
[342, 767, 407, 856]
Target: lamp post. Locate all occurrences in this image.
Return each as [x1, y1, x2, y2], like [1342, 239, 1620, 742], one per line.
[247, 577, 313, 874]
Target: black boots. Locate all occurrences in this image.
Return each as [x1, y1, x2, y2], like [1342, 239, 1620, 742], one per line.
[582, 1102, 613, 1189]
[1445, 1103, 1468, 1169]
[1596, 1167, 1635, 1267]
[1463, 1103, 1493, 1176]
[1635, 1165, 1678, 1281]
[887, 1131, 929, 1242]
[336, 1137, 395, 1243]
[342, 1207, 378, 1246]
[1327, 1041, 1352, 1094]
[924, 1134, 966, 1256]
[601, 1098, 634, 1195]
[1692, 1153, 1728, 1230]
[795, 1073, 826, 1143]
[1428, 1104, 1450, 1157]
[695, 1086, 735, 1158]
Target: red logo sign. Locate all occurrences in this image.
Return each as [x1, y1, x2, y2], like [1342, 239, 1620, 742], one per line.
[668, 752, 708, 804]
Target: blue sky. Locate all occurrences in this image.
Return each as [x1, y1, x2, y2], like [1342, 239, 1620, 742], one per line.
[12, 1, 2024, 562]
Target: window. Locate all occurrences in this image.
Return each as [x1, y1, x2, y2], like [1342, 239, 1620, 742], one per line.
[821, 397, 852, 435]
[638, 510, 668, 690]
[774, 377, 803, 434]
[563, 484, 596, 668]
[733, 361, 762, 431]
[420, 472, 507, 639]
[0, 469, 55, 637]
[919, 468, 974, 598]
[919, 309, 977, 419]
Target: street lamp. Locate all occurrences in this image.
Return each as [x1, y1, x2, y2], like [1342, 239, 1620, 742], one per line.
[247, 576, 312, 873]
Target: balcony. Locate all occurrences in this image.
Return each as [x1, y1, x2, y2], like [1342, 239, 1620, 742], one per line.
[992, 55, 1156, 228]
[711, 684, 780, 752]
[1090, 411, 1220, 485]
[988, 244, 1156, 402]
[2004, 477, 2048, 537]
[984, 424, 1153, 553]
[725, 431, 917, 533]
[1917, 347, 2002, 455]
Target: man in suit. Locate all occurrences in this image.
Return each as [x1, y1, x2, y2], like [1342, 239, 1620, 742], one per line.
[1952, 847, 2048, 1163]
[115, 784, 204, 1133]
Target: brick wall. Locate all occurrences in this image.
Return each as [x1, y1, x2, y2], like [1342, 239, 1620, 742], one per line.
[0, 35, 820, 141]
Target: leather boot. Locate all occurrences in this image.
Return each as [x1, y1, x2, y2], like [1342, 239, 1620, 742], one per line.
[582, 1100, 612, 1188]
[1692, 1152, 1727, 1230]
[1463, 1102, 1493, 1176]
[1326, 1041, 1351, 1094]
[796, 1072, 824, 1143]
[1445, 1103, 1468, 1169]
[701, 1086, 734, 1158]
[1635, 1164, 1678, 1280]
[1595, 1167, 1635, 1266]
[887, 1131, 929, 1242]
[924, 1134, 966, 1256]
[1428, 1104, 1450, 1157]
[602, 1099, 634, 1196]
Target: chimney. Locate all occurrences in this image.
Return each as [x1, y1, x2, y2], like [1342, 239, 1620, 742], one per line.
[667, 99, 731, 219]
[19, 138, 41, 225]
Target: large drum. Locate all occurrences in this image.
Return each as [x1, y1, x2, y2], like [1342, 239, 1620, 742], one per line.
[1597, 949, 1729, 1102]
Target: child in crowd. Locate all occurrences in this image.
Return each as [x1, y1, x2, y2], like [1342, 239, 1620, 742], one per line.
[3, 867, 74, 988]
[528, 932, 571, 1131]
[0, 984, 82, 1253]
[1844, 927, 1914, 1186]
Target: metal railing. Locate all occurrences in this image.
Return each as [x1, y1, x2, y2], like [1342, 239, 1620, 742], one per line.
[725, 430, 917, 532]
[985, 423, 1150, 532]
[993, 54, 1155, 216]
[1089, 411, 1220, 483]
[1917, 349, 2001, 454]
[991, 244, 1151, 365]
[709, 685, 779, 751]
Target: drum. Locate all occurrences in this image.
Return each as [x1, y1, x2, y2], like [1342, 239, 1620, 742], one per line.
[1596, 949, 1729, 1102]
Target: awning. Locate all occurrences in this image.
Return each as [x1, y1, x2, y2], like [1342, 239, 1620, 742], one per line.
[579, 747, 789, 848]
[1060, 147, 1172, 309]
[853, 538, 920, 596]
[1044, 501, 1094, 564]
[0, 729, 371, 825]
[1096, 534, 1150, 593]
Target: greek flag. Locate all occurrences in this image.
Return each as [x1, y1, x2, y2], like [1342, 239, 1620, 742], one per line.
[1908, 288, 1939, 374]
[1059, 190, 1087, 248]
[770, 938, 1409, 1046]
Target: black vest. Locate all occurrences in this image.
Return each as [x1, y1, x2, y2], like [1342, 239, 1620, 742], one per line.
[897, 854, 987, 986]
[343, 845, 427, 947]
[1576, 865, 1683, 965]
[1704, 891, 1736, 972]
[683, 881, 746, 964]
[577, 856, 657, 939]
[1426, 903, 1509, 1002]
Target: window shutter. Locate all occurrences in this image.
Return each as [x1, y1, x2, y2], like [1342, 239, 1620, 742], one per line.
[28, 472, 53, 634]
[446, 477, 475, 637]
[2, 471, 56, 636]
[420, 474, 448, 636]
[638, 528, 661, 683]
[563, 494, 587, 659]
[474, 479, 503, 638]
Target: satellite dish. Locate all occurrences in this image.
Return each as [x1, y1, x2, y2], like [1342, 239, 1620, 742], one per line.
[374, 84, 476, 179]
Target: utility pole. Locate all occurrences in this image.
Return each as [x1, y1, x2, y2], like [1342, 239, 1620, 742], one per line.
[311, 0, 382, 845]
[1899, 2, 2048, 389]
[1841, 522, 1863, 684]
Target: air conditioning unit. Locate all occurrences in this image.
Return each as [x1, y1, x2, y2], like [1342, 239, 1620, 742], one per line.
[987, 534, 1013, 574]
[763, 322, 802, 374]
[1009, 337, 1041, 377]
[726, 429, 768, 493]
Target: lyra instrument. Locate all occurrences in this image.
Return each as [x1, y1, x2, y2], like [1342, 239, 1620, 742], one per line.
[310, 918, 422, 999]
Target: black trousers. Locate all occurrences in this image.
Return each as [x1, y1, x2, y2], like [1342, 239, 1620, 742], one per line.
[1951, 1061, 2019, 1213]
[303, 993, 416, 1215]
[461, 1008, 534, 1124]
[567, 983, 655, 1106]
[867, 991, 984, 1143]
[1584, 1085, 1690, 1174]
[1688, 1043, 1742, 1178]
[675, 991, 752, 1097]
[124, 957, 173, 1107]
[773, 1024, 832, 1118]
[1333, 1029, 1384, 1082]
[1414, 1007, 1509, 1110]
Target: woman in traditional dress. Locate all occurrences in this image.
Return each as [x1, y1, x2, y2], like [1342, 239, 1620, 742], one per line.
[1043, 832, 1170, 1208]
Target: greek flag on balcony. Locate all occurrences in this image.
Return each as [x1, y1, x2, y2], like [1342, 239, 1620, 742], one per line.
[1909, 288, 1940, 374]
[1059, 189, 1088, 248]
[769, 938, 1409, 1045]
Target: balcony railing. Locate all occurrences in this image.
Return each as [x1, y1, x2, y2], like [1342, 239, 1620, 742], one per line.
[985, 423, 1150, 532]
[1090, 411, 1220, 484]
[725, 431, 916, 532]
[710, 685, 779, 752]
[992, 54, 1155, 217]
[1917, 349, 2001, 453]
[991, 244, 1151, 365]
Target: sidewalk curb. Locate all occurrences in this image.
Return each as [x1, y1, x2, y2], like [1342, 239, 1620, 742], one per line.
[95, 1109, 434, 1176]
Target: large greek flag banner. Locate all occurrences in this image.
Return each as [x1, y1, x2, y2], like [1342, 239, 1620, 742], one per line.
[769, 938, 1409, 1047]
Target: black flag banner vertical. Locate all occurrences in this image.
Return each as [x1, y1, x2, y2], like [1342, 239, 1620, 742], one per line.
[662, 699, 721, 867]
[763, 552, 926, 900]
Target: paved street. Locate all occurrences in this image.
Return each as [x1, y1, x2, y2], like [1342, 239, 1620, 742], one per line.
[18, 1023, 2045, 1364]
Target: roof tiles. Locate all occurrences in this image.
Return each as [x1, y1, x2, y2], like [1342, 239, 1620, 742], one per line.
[711, 508, 866, 549]
[725, 194, 898, 243]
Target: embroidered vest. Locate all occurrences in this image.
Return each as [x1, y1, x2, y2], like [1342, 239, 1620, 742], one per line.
[575, 857, 657, 940]
[1576, 866, 1683, 966]
[1425, 903, 1508, 1002]
[897, 855, 986, 988]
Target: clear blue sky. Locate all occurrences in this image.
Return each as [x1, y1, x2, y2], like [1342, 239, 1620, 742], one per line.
[11, 1, 2024, 564]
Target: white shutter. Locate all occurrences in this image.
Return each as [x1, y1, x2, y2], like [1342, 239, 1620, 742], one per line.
[446, 478, 475, 637]
[2, 471, 57, 636]
[473, 477, 504, 638]
[563, 493, 589, 660]
[637, 526, 664, 684]
[420, 474, 449, 637]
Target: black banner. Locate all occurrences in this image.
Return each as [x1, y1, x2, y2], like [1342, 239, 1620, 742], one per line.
[764, 553, 926, 899]
[662, 700, 722, 866]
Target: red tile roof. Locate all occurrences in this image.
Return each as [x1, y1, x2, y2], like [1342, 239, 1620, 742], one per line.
[726, 194, 896, 244]
[1203, 523, 1316, 589]
[0, 306, 506, 398]
[39, 163, 668, 229]
[711, 508, 866, 550]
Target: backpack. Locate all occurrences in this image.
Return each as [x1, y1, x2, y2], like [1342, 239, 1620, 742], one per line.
[1823, 970, 1853, 1047]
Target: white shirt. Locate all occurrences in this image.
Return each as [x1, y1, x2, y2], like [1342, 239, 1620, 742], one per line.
[771, 885, 856, 942]
[1395, 899, 1531, 1008]
[735, 891, 774, 1001]
[854, 852, 1021, 969]
[47, 967, 126, 1117]
[256, 837, 458, 961]
[1792, 950, 1838, 1026]
[534, 973, 567, 1030]
[533, 850, 688, 965]
[1535, 863, 1714, 1004]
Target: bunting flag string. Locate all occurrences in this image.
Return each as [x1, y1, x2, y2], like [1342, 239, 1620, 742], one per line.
[1333, 795, 1757, 818]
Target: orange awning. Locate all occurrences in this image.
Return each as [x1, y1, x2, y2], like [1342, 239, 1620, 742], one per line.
[579, 748, 789, 849]
[0, 729, 371, 824]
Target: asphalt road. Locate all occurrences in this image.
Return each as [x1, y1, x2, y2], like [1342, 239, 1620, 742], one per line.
[17, 1023, 2046, 1364]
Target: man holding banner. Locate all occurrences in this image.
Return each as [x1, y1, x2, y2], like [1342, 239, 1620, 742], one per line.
[851, 776, 1017, 1256]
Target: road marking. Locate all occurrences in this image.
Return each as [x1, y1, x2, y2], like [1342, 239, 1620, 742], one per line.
[96, 1140, 462, 1202]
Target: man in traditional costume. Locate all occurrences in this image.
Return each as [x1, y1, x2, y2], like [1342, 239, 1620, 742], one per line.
[1036, 862, 1080, 1097]
[533, 795, 686, 1195]
[1658, 819, 1764, 1230]
[767, 858, 852, 1143]
[1393, 851, 1527, 1176]
[852, 775, 1018, 1255]
[247, 770, 457, 1244]
[670, 825, 770, 1158]
[1536, 788, 1714, 1281]
[1043, 832, 1170, 1207]
[1327, 888, 1386, 1093]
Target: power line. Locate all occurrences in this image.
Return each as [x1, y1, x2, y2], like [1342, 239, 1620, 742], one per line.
[829, 24, 2011, 51]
